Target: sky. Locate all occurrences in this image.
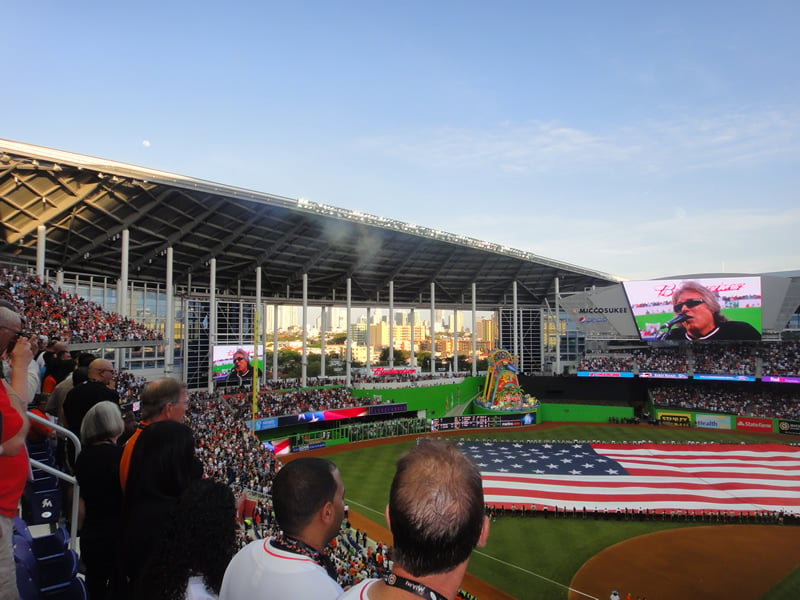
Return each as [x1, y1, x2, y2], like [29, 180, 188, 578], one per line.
[3, 1, 799, 281]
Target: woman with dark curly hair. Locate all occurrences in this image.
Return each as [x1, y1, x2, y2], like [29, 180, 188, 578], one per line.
[119, 420, 203, 595]
[136, 478, 239, 599]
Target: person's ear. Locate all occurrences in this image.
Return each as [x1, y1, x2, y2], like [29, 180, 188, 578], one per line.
[477, 515, 490, 548]
[384, 505, 391, 530]
[321, 500, 335, 524]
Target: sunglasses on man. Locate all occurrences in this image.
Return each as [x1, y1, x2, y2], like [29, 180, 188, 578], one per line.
[673, 298, 705, 313]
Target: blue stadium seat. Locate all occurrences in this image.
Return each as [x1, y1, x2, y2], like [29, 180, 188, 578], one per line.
[12, 518, 85, 600]
[15, 558, 39, 600]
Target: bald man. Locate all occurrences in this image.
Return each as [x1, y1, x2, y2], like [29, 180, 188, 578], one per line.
[63, 359, 119, 448]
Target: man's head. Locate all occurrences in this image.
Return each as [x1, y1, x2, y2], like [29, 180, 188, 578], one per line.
[139, 377, 189, 422]
[388, 439, 488, 577]
[88, 359, 115, 386]
[231, 349, 251, 374]
[51, 340, 68, 356]
[77, 352, 96, 368]
[0, 299, 27, 359]
[672, 281, 726, 338]
[55, 349, 72, 364]
[272, 457, 344, 548]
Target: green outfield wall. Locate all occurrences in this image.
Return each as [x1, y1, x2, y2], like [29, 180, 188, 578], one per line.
[651, 407, 785, 434]
[538, 402, 634, 422]
[350, 377, 483, 418]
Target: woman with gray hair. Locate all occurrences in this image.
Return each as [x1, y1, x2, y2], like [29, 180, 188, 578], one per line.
[74, 401, 125, 600]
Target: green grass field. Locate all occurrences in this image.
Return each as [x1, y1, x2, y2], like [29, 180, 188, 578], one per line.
[332, 424, 797, 599]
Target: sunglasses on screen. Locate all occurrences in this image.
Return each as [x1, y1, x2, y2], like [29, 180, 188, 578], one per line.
[673, 298, 705, 312]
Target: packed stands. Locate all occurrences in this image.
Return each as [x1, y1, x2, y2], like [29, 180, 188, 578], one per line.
[581, 342, 800, 378]
[649, 382, 800, 420]
[630, 347, 689, 373]
[691, 343, 757, 375]
[758, 341, 800, 376]
[0, 265, 162, 343]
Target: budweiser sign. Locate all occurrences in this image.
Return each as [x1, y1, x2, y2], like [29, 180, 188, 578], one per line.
[371, 367, 417, 376]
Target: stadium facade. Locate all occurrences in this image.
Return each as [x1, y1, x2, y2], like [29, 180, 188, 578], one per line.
[2, 139, 798, 387]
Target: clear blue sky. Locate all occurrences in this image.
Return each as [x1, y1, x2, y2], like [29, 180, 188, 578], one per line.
[4, 1, 798, 280]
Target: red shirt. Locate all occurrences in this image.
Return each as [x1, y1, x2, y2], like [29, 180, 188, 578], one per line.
[0, 385, 29, 518]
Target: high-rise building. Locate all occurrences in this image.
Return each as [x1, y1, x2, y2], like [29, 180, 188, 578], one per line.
[476, 317, 497, 344]
[368, 322, 428, 352]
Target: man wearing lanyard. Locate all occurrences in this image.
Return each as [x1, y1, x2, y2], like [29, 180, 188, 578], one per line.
[220, 457, 346, 600]
[340, 439, 490, 600]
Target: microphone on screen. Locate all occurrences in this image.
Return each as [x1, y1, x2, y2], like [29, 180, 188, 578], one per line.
[661, 313, 689, 329]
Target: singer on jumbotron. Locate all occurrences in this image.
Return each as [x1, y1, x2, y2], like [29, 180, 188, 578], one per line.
[662, 281, 761, 341]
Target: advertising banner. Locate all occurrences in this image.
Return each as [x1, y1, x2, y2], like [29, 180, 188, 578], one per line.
[736, 416, 773, 432]
[639, 372, 689, 379]
[657, 412, 691, 427]
[255, 417, 279, 431]
[762, 376, 800, 384]
[694, 374, 756, 382]
[695, 414, 732, 430]
[778, 420, 800, 436]
[577, 371, 635, 378]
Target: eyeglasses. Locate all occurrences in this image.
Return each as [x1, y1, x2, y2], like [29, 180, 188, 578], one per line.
[673, 298, 705, 312]
[233, 357, 246, 363]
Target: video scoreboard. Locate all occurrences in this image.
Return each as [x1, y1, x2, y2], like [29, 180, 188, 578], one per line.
[431, 412, 536, 431]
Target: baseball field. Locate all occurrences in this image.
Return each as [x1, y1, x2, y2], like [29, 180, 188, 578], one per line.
[311, 423, 800, 600]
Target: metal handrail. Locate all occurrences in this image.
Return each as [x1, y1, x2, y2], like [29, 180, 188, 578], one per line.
[26, 411, 81, 551]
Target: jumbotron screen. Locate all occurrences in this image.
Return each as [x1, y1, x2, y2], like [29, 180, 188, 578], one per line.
[622, 276, 762, 342]
[212, 344, 264, 381]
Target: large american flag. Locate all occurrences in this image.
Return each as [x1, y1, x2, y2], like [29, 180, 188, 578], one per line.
[457, 441, 800, 514]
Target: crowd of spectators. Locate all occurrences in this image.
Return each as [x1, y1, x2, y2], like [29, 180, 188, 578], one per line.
[691, 343, 757, 375]
[487, 502, 798, 525]
[0, 265, 162, 343]
[630, 347, 689, 373]
[184, 389, 405, 593]
[758, 341, 800, 377]
[580, 342, 800, 378]
[649, 383, 800, 420]
[346, 417, 428, 442]
[578, 354, 635, 372]
[350, 371, 470, 384]
[222, 385, 374, 420]
[188, 391, 280, 496]
[7, 262, 800, 599]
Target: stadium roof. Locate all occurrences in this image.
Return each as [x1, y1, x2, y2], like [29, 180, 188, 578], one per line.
[0, 139, 621, 308]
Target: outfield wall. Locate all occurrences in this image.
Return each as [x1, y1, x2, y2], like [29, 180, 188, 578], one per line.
[539, 402, 633, 422]
[518, 374, 648, 404]
[652, 408, 800, 436]
[350, 377, 483, 418]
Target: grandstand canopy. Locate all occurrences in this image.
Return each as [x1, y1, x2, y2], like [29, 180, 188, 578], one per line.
[0, 140, 620, 308]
